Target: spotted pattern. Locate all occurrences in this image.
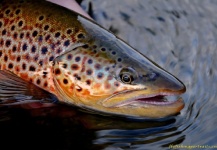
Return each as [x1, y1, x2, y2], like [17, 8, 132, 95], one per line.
[0, 0, 132, 101]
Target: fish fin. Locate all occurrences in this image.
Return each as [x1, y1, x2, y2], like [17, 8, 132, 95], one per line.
[0, 70, 58, 105]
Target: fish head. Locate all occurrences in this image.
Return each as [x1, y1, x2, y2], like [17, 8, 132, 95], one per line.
[52, 16, 186, 118]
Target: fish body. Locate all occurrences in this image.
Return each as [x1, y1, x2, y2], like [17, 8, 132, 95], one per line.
[0, 0, 186, 118]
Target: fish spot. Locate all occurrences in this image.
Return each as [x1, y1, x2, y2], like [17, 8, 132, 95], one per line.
[41, 46, 48, 54]
[77, 33, 85, 39]
[55, 32, 60, 38]
[71, 64, 79, 70]
[44, 25, 49, 31]
[105, 67, 110, 71]
[20, 33, 24, 39]
[32, 30, 38, 37]
[8, 63, 13, 69]
[54, 68, 61, 75]
[82, 44, 89, 49]
[87, 59, 93, 64]
[38, 15, 44, 21]
[5, 40, 11, 47]
[0, 21, 2, 28]
[63, 63, 67, 68]
[13, 33, 18, 39]
[49, 56, 54, 61]
[0, 39, 3, 46]
[105, 83, 111, 89]
[114, 82, 120, 87]
[74, 74, 81, 80]
[22, 43, 28, 51]
[97, 72, 104, 79]
[57, 49, 62, 54]
[16, 56, 21, 62]
[31, 45, 36, 53]
[101, 48, 106, 51]
[45, 35, 50, 41]
[5, 9, 10, 15]
[67, 29, 72, 34]
[67, 54, 73, 60]
[15, 9, 21, 15]
[39, 60, 43, 66]
[2, 29, 6, 35]
[64, 40, 70, 47]
[86, 69, 92, 75]
[112, 51, 116, 55]
[44, 82, 48, 87]
[38, 35, 43, 42]
[36, 79, 41, 85]
[107, 75, 113, 80]
[34, 55, 39, 61]
[22, 63, 26, 70]
[29, 66, 36, 72]
[117, 58, 122, 62]
[94, 63, 101, 70]
[18, 20, 23, 27]
[11, 25, 15, 31]
[26, 32, 30, 38]
[0, 51, 2, 57]
[75, 56, 81, 62]
[86, 79, 91, 85]
[63, 79, 68, 84]
[93, 45, 97, 49]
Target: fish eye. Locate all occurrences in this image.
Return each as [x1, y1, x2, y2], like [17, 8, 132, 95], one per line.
[119, 67, 137, 84]
[120, 73, 133, 84]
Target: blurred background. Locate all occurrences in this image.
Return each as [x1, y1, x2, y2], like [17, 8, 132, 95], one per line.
[1, 0, 217, 149]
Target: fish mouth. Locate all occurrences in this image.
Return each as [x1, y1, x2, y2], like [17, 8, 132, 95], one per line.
[101, 88, 185, 108]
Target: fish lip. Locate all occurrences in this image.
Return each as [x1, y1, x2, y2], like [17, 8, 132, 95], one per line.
[101, 88, 185, 108]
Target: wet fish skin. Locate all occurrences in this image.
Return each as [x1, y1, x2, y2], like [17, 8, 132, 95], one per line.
[0, 0, 186, 118]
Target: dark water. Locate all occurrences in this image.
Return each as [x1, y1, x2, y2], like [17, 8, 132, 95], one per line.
[1, 0, 217, 149]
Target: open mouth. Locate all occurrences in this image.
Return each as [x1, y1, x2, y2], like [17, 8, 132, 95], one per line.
[102, 90, 183, 108]
[113, 94, 181, 107]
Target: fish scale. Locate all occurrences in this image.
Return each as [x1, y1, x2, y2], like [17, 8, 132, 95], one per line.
[0, 0, 88, 94]
[0, 0, 186, 118]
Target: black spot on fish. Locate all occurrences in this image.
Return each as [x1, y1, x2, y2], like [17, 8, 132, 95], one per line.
[31, 45, 36, 53]
[55, 32, 60, 38]
[63, 79, 68, 84]
[63, 64, 67, 68]
[39, 16, 44, 21]
[75, 56, 81, 62]
[117, 58, 122, 62]
[13, 33, 18, 39]
[11, 25, 15, 31]
[44, 25, 49, 30]
[8, 63, 13, 69]
[86, 79, 91, 85]
[16, 56, 21, 62]
[15, 9, 21, 15]
[145, 27, 156, 36]
[41, 46, 48, 54]
[4, 55, 8, 62]
[32, 31, 38, 37]
[2, 29, 6, 35]
[77, 33, 85, 39]
[29, 66, 36, 72]
[45, 35, 50, 41]
[97, 72, 104, 79]
[55, 68, 61, 75]
[87, 59, 93, 64]
[49, 56, 54, 61]
[22, 43, 27, 51]
[82, 44, 89, 49]
[64, 40, 70, 47]
[18, 20, 23, 27]
[157, 16, 165, 22]
[94, 64, 101, 70]
[5, 9, 10, 15]
[86, 69, 92, 75]
[36, 79, 41, 85]
[5, 40, 11, 47]
[22, 63, 26, 70]
[67, 54, 73, 60]
[112, 51, 116, 55]
[71, 64, 79, 70]
[67, 29, 72, 34]
[101, 48, 106, 51]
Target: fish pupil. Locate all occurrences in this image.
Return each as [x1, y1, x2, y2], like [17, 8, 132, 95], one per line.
[120, 73, 133, 84]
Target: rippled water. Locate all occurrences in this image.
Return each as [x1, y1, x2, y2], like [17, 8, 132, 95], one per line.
[1, 0, 217, 149]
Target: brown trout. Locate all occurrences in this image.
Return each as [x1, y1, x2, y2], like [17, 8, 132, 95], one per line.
[0, 0, 186, 118]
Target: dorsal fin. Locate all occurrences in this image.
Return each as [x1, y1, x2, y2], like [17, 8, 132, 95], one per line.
[0, 70, 58, 105]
